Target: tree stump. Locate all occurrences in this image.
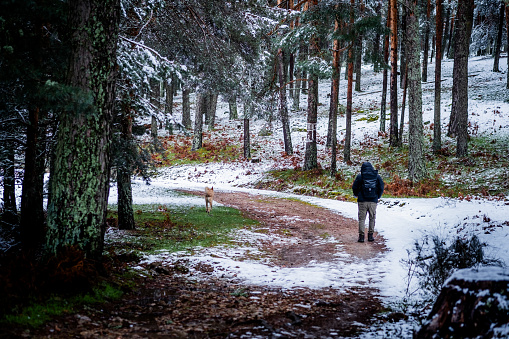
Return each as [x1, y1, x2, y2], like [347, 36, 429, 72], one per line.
[416, 267, 509, 338]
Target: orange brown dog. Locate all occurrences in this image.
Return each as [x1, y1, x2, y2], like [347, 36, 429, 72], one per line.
[205, 187, 214, 214]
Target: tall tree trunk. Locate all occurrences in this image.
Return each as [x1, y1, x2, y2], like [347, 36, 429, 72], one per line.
[329, 17, 340, 175]
[20, 107, 46, 248]
[243, 103, 251, 159]
[229, 96, 238, 120]
[150, 79, 159, 145]
[422, 0, 431, 82]
[442, 0, 451, 59]
[117, 110, 135, 230]
[165, 78, 174, 135]
[399, 65, 408, 147]
[46, 0, 120, 259]
[344, 0, 355, 164]
[380, 2, 391, 132]
[354, 37, 363, 92]
[278, 49, 293, 155]
[2, 140, 18, 228]
[191, 93, 206, 151]
[207, 93, 217, 130]
[406, 0, 427, 181]
[303, 0, 319, 171]
[389, 0, 399, 147]
[451, 0, 474, 157]
[506, 5, 509, 88]
[493, 1, 505, 72]
[327, 21, 341, 149]
[433, 0, 443, 153]
[400, 6, 407, 89]
[446, 12, 455, 59]
[182, 88, 191, 129]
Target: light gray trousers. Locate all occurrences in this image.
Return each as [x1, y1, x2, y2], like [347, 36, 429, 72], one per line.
[358, 201, 377, 235]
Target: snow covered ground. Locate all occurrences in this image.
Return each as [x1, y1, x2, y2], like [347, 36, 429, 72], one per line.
[107, 56, 509, 336]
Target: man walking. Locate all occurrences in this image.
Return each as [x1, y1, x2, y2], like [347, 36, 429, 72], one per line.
[352, 162, 384, 242]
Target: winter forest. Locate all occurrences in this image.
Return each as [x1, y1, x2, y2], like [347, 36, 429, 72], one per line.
[1, 0, 509, 337]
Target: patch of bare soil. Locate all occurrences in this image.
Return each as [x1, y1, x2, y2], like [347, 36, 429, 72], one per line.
[10, 191, 389, 338]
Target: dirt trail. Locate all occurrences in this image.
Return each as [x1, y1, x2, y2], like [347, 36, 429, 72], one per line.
[209, 190, 387, 264]
[22, 190, 390, 338]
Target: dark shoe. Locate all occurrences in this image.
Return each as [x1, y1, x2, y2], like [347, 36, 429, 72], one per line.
[368, 233, 374, 242]
[358, 234, 365, 243]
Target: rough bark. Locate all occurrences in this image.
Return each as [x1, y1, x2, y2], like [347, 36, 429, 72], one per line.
[182, 88, 191, 129]
[406, 0, 427, 182]
[243, 117, 250, 159]
[493, 1, 505, 72]
[278, 49, 293, 155]
[449, 0, 474, 157]
[433, 0, 443, 153]
[389, 0, 399, 147]
[46, 0, 120, 259]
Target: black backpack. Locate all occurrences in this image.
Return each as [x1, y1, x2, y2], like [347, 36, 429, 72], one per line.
[361, 170, 378, 199]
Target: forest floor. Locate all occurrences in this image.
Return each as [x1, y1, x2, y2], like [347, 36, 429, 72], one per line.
[8, 191, 398, 338]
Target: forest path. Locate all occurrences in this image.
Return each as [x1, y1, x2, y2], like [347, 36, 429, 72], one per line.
[26, 190, 392, 338]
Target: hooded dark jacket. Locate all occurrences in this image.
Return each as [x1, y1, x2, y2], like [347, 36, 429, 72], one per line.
[352, 162, 384, 203]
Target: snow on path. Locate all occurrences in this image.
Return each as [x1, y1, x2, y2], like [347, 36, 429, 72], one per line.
[109, 173, 509, 305]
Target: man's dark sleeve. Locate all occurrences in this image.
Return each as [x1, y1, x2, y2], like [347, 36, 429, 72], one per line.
[352, 175, 360, 196]
[377, 175, 384, 199]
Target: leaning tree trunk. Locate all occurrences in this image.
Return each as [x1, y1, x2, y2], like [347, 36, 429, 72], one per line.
[452, 0, 474, 157]
[406, 0, 427, 182]
[389, 0, 399, 147]
[433, 0, 443, 153]
[182, 88, 191, 129]
[46, 0, 120, 259]
[278, 49, 293, 155]
[493, 1, 505, 72]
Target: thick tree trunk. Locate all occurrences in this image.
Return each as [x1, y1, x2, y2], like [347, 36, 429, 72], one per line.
[433, 0, 443, 153]
[380, 3, 390, 132]
[449, 0, 474, 157]
[46, 0, 120, 259]
[229, 96, 238, 120]
[493, 1, 505, 72]
[182, 88, 191, 129]
[406, 0, 427, 182]
[278, 49, 293, 155]
[20, 107, 46, 248]
[117, 110, 135, 231]
[389, 0, 399, 147]
[191, 93, 206, 151]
